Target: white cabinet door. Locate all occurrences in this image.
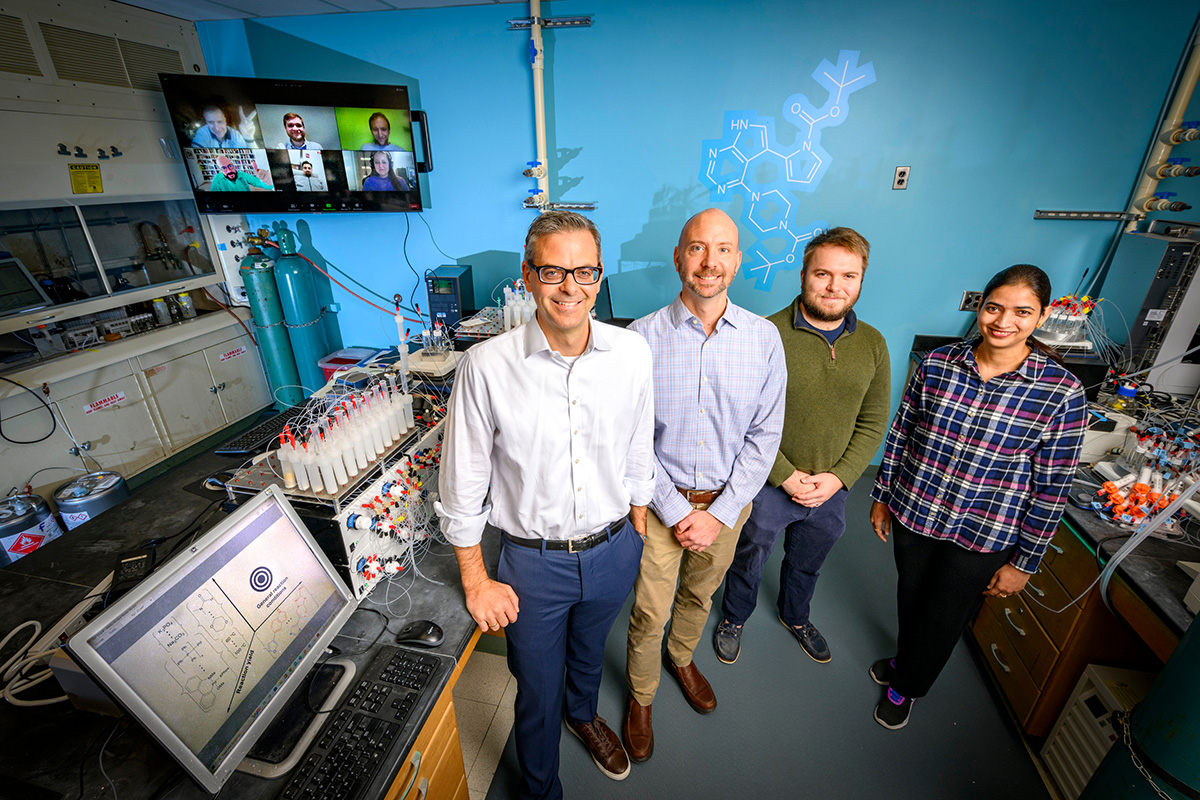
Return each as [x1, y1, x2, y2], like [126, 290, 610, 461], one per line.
[140, 351, 226, 451]
[53, 374, 165, 480]
[0, 398, 84, 499]
[205, 336, 273, 425]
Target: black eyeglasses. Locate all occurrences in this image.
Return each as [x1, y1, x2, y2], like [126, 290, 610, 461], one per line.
[528, 264, 603, 285]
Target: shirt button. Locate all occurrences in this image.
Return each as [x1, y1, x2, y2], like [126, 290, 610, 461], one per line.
[572, 400, 577, 405]
[578, 514, 584, 519]
[577, 487, 582, 492]
[573, 430, 578, 435]
[575, 459, 580, 464]
[699, 441, 704, 446]
[699, 409, 705, 414]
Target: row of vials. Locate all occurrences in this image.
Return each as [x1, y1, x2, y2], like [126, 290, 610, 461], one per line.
[276, 381, 417, 494]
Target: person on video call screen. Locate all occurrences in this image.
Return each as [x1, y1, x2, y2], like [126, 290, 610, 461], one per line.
[210, 155, 271, 191]
[192, 106, 248, 149]
[361, 112, 403, 152]
[278, 112, 323, 150]
[362, 151, 410, 191]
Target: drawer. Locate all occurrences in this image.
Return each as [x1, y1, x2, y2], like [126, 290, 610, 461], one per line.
[1024, 565, 1082, 648]
[1041, 524, 1096, 599]
[985, 593, 1058, 688]
[972, 600, 1041, 723]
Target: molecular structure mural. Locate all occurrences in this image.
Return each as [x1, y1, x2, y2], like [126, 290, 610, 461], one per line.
[700, 50, 876, 291]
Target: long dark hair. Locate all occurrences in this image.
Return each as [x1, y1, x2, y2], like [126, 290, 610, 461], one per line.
[981, 264, 1063, 364]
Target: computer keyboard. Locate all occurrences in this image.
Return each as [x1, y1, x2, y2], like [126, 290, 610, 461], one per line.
[215, 404, 311, 455]
[280, 646, 442, 800]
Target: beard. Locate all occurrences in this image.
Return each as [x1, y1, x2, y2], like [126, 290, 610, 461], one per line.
[800, 284, 860, 323]
[682, 270, 732, 299]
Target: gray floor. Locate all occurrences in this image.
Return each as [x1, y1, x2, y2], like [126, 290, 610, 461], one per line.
[485, 469, 1051, 799]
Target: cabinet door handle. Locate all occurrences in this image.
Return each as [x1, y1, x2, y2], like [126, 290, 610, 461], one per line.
[398, 750, 421, 799]
[217, 382, 226, 391]
[210, 386, 218, 393]
[413, 777, 428, 800]
[1027, 582, 1045, 598]
[990, 643, 1012, 673]
[1003, 607, 1026, 636]
[1048, 541, 1063, 555]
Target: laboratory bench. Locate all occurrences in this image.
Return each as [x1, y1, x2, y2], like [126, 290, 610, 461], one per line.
[0, 427, 493, 800]
[968, 491, 1196, 738]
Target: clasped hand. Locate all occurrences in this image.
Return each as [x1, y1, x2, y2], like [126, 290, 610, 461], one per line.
[782, 470, 842, 507]
[674, 509, 722, 553]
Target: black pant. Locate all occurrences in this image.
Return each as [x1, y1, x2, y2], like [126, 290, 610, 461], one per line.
[891, 521, 1014, 699]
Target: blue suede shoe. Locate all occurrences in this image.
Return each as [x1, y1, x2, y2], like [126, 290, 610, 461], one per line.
[777, 614, 831, 663]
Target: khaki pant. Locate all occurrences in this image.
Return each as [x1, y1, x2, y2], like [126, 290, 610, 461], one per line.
[625, 502, 752, 705]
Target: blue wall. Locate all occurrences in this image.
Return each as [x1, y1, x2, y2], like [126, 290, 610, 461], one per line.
[197, 0, 1200, 414]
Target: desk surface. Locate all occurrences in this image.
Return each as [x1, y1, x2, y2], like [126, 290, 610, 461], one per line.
[1062, 502, 1196, 640]
[0, 436, 488, 799]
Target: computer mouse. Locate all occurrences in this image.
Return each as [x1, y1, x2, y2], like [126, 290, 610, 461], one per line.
[396, 620, 444, 647]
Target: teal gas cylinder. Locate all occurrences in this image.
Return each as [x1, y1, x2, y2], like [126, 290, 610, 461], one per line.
[1080, 617, 1200, 799]
[240, 247, 303, 406]
[271, 223, 330, 393]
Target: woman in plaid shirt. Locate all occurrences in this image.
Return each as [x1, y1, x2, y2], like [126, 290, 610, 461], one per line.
[868, 264, 1087, 730]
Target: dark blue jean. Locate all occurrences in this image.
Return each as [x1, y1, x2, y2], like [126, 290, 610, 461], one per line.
[498, 521, 644, 800]
[720, 482, 847, 627]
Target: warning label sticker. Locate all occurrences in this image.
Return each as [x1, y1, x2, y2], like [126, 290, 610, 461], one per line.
[84, 391, 126, 415]
[220, 346, 247, 362]
[69, 163, 103, 194]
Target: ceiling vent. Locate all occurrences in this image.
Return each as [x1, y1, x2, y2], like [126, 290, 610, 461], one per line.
[0, 14, 42, 76]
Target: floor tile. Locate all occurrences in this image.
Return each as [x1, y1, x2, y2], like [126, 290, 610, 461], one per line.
[454, 651, 512, 704]
[468, 703, 514, 792]
[454, 697, 497, 775]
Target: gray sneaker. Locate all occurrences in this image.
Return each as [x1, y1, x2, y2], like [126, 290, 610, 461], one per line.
[713, 619, 742, 664]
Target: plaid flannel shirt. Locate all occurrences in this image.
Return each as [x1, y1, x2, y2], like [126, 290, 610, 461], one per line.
[871, 341, 1086, 573]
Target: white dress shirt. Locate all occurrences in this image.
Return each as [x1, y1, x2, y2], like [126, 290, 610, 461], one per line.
[435, 317, 656, 547]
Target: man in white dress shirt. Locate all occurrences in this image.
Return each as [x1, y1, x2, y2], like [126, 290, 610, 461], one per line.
[436, 210, 655, 800]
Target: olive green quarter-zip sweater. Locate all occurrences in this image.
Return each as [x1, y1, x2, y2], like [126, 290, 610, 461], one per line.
[766, 298, 892, 491]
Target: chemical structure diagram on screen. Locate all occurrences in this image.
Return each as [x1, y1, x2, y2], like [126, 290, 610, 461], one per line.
[700, 50, 876, 291]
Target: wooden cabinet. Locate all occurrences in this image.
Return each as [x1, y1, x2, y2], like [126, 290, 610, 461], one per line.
[383, 632, 480, 800]
[969, 522, 1161, 736]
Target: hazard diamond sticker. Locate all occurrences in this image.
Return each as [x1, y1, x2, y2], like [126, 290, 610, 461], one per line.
[8, 532, 45, 555]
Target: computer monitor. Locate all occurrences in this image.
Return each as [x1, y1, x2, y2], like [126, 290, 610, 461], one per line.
[65, 486, 357, 793]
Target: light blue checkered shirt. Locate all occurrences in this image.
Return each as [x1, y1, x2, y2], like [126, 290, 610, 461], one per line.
[630, 296, 786, 528]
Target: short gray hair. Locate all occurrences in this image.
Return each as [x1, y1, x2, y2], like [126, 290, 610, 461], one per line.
[524, 210, 601, 264]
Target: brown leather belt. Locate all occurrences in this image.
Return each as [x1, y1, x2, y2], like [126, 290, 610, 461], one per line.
[677, 486, 724, 505]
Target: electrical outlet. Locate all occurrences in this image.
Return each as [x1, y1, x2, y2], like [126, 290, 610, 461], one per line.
[893, 166, 910, 190]
[960, 291, 983, 312]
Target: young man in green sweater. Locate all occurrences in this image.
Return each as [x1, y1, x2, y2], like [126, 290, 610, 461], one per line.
[713, 227, 891, 664]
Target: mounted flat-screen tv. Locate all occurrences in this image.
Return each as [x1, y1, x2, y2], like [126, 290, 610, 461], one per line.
[159, 74, 431, 215]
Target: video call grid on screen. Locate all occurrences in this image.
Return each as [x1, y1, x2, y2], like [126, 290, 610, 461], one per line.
[79, 493, 349, 774]
[160, 74, 422, 214]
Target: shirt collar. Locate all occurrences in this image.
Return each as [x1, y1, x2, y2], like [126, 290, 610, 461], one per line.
[791, 297, 858, 334]
[520, 315, 609, 359]
[668, 294, 744, 331]
[957, 339, 1046, 382]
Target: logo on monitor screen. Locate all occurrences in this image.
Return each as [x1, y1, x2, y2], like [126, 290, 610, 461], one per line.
[249, 566, 273, 592]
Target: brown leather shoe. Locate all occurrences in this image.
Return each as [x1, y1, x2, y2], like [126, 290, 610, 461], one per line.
[663, 652, 717, 714]
[622, 695, 654, 762]
[564, 712, 630, 780]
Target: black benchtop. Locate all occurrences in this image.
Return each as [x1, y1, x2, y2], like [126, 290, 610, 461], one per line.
[0, 440, 494, 800]
[1062, 498, 1196, 640]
